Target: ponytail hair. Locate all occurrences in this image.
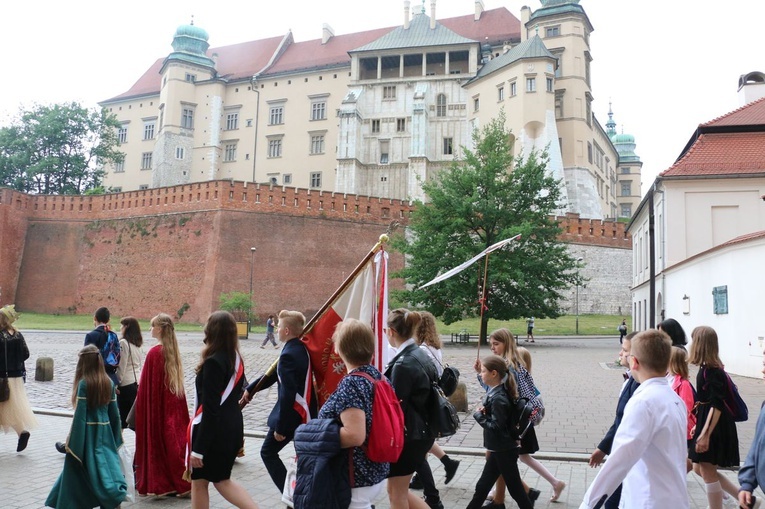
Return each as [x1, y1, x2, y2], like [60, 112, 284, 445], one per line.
[482, 354, 518, 399]
[387, 308, 422, 340]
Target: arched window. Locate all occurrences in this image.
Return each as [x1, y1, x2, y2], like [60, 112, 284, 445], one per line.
[436, 94, 447, 117]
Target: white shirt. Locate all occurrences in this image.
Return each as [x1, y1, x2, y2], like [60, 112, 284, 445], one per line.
[419, 344, 444, 377]
[116, 340, 143, 387]
[579, 377, 689, 509]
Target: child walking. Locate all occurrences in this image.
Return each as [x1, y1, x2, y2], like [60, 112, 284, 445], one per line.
[668, 346, 696, 472]
[46, 345, 127, 509]
[688, 326, 742, 509]
[466, 354, 532, 509]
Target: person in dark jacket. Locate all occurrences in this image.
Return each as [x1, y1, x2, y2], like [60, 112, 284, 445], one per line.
[384, 308, 436, 509]
[466, 355, 532, 509]
[294, 418, 351, 509]
[0, 304, 37, 452]
[586, 332, 639, 509]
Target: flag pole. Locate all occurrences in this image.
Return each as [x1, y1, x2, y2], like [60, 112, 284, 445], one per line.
[476, 250, 491, 360]
[251, 233, 389, 389]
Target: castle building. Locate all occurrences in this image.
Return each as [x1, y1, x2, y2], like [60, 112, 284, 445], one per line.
[100, 0, 642, 220]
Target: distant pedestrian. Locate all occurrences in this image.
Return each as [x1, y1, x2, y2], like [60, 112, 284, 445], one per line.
[261, 314, 278, 349]
[618, 320, 627, 344]
[134, 312, 191, 496]
[0, 304, 37, 453]
[525, 317, 535, 343]
[46, 345, 127, 509]
[116, 316, 143, 429]
[188, 311, 259, 509]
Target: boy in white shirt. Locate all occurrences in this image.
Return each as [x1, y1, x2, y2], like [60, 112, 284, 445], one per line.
[580, 329, 689, 509]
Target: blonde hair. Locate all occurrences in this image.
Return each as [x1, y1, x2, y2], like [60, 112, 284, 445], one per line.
[72, 345, 113, 408]
[631, 329, 672, 373]
[415, 311, 442, 349]
[333, 319, 375, 366]
[482, 354, 518, 399]
[151, 313, 185, 396]
[517, 346, 532, 373]
[278, 310, 306, 337]
[669, 346, 689, 380]
[489, 328, 524, 370]
[688, 325, 723, 368]
[0, 306, 17, 334]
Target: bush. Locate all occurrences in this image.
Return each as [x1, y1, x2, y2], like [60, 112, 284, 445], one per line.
[218, 292, 255, 322]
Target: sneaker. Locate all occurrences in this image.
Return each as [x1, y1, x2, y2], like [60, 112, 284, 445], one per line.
[443, 458, 460, 484]
[260, 345, 265, 349]
[55, 441, 66, 454]
[481, 503, 505, 509]
[16, 431, 30, 452]
[409, 473, 423, 490]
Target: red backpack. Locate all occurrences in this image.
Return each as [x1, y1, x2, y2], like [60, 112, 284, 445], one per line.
[350, 371, 404, 463]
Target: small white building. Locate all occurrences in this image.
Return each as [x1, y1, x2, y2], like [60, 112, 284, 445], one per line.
[628, 80, 765, 377]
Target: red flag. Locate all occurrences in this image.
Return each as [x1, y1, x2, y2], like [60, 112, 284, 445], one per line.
[302, 243, 388, 406]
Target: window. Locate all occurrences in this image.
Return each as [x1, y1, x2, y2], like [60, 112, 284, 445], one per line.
[118, 126, 128, 144]
[436, 94, 446, 117]
[621, 182, 632, 196]
[268, 139, 282, 158]
[551, 50, 563, 78]
[379, 140, 389, 164]
[138, 184, 149, 190]
[383, 85, 396, 100]
[269, 106, 284, 125]
[224, 143, 237, 162]
[181, 107, 194, 129]
[311, 101, 326, 121]
[112, 187, 122, 193]
[310, 135, 325, 154]
[226, 112, 239, 130]
[620, 203, 632, 218]
[555, 90, 564, 118]
[526, 77, 536, 92]
[713, 286, 728, 314]
[621, 167, 631, 174]
[396, 118, 406, 132]
[545, 26, 560, 37]
[143, 121, 155, 140]
[510, 82, 517, 97]
[283, 174, 292, 185]
[114, 160, 125, 173]
[185, 73, 196, 83]
[473, 97, 479, 112]
[546, 77, 554, 92]
[310, 172, 322, 188]
[246, 119, 253, 127]
[175, 147, 185, 159]
[586, 97, 592, 126]
[141, 152, 152, 170]
[498, 86, 504, 101]
[371, 119, 380, 134]
[443, 137, 453, 155]
[587, 142, 593, 163]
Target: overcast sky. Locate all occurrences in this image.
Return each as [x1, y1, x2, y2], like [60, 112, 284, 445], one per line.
[3, 0, 763, 196]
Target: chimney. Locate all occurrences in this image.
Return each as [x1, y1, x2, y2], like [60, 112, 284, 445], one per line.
[430, 0, 436, 29]
[404, 0, 411, 29]
[322, 23, 335, 44]
[738, 71, 765, 106]
[475, 0, 484, 21]
[520, 6, 531, 42]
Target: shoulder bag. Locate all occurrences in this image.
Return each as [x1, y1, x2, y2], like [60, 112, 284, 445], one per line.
[0, 331, 11, 402]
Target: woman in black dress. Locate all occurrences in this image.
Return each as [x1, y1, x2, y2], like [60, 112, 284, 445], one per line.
[188, 311, 259, 509]
[688, 325, 741, 509]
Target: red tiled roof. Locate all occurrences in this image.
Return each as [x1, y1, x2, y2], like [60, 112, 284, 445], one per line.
[703, 95, 765, 127]
[103, 8, 519, 103]
[660, 132, 765, 177]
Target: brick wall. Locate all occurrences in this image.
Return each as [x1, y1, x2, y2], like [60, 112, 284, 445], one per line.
[0, 189, 29, 304]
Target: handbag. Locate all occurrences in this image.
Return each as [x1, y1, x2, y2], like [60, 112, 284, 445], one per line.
[281, 455, 297, 508]
[428, 382, 460, 438]
[0, 332, 10, 403]
[118, 444, 136, 503]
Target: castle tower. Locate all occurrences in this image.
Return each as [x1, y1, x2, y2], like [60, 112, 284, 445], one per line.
[608, 105, 642, 218]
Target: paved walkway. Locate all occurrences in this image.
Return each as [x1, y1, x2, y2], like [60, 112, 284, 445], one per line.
[1, 331, 762, 508]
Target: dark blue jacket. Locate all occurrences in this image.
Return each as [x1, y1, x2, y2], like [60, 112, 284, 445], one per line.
[598, 375, 640, 454]
[293, 418, 351, 509]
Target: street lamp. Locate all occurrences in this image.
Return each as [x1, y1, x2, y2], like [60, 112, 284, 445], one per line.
[249, 247, 257, 330]
[575, 257, 583, 335]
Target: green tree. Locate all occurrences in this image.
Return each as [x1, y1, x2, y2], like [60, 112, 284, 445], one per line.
[218, 291, 255, 322]
[393, 113, 581, 342]
[0, 102, 123, 194]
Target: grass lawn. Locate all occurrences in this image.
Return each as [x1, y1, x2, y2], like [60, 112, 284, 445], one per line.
[14, 311, 629, 336]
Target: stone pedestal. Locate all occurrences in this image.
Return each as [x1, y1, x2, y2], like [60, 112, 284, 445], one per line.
[35, 357, 54, 381]
[448, 381, 468, 413]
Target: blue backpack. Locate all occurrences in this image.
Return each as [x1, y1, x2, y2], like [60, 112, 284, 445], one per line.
[100, 329, 121, 370]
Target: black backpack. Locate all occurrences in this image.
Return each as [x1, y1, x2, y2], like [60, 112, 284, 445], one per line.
[510, 396, 534, 440]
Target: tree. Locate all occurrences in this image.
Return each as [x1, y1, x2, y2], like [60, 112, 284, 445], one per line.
[218, 291, 255, 323]
[393, 113, 581, 342]
[0, 102, 123, 194]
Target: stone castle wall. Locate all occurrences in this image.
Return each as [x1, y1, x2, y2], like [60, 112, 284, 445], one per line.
[0, 182, 631, 323]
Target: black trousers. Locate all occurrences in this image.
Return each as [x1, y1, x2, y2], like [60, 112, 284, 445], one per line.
[117, 382, 138, 429]
[466, 449, 532, 509]
[415, 458, 440, 501]
[261, 427, 293, 492]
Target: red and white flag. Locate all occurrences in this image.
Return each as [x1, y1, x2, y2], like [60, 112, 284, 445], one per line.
[303, 244, 389, 406]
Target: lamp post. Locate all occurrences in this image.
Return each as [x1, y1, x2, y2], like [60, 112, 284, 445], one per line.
[575, 257, 583, 335]
[249, 247, 256, 331]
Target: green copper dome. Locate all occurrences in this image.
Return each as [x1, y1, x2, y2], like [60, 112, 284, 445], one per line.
[164, 21, 215, 71]
[539, 0, 581, 5]
[612, 133, 635, 144]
